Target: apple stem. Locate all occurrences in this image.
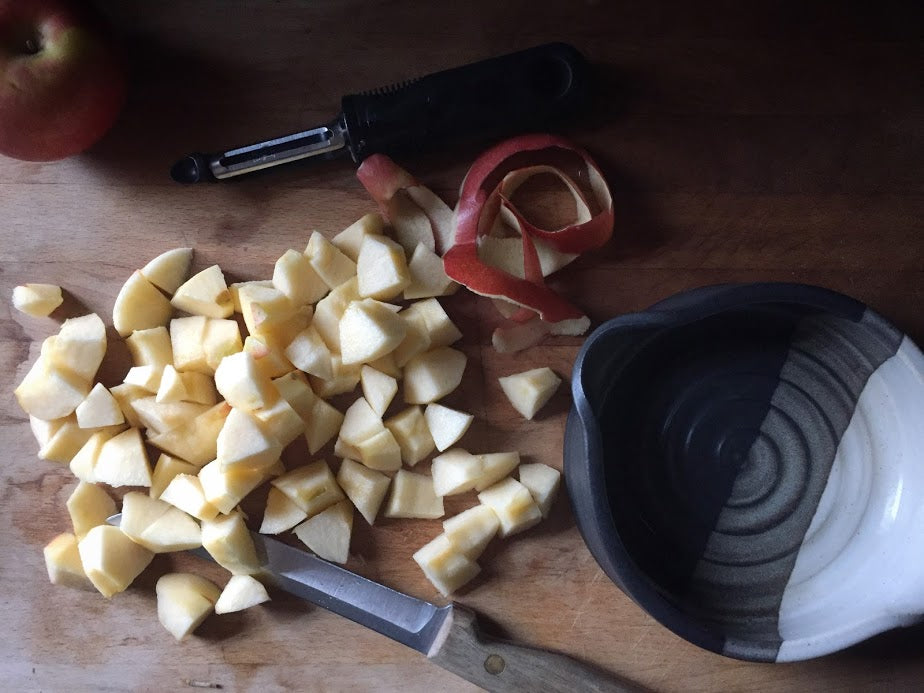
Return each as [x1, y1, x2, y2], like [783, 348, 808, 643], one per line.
[25, 38, 38, 54]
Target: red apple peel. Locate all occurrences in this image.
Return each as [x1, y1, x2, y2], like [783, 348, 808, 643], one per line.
[357, 154, 455, 255]
[443, 133, 613, 327]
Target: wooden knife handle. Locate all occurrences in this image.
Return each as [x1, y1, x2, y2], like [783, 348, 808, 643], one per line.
[428, 605, 646, 692]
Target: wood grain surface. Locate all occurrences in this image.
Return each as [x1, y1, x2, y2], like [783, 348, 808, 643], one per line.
[1, 1, 922, 691]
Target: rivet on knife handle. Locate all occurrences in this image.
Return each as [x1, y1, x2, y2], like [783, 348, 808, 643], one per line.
[170, 42, 589, 183]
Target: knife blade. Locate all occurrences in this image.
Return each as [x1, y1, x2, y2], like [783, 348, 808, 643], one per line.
[169, 42, 589, 183]
[108, 514, 640, 692]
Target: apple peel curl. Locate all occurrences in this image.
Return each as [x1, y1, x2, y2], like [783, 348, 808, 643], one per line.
[357, 155, 455, 256]
[356, 135, 613, 352]
[443, 133, 613, 330]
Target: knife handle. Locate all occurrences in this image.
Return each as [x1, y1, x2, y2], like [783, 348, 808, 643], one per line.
[428, 605, 645, 693]
[341, 42, 589, 161]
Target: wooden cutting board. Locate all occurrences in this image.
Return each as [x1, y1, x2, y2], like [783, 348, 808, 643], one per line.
[1, 2, 922, 691]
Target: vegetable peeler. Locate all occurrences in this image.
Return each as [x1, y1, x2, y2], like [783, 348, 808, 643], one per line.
[170, 42, 589, 183]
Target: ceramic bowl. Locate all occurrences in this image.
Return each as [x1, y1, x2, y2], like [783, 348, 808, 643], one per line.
[564, 283, 924, 662]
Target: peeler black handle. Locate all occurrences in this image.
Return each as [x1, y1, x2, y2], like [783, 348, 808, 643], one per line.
[341, 42, 589, 161]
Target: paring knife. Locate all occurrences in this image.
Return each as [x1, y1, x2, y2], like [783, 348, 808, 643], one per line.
[108, 515, 639, 692]
[170, 42, 589, 184]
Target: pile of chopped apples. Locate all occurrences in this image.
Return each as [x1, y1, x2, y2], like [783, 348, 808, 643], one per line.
[15, 212, 563, 642]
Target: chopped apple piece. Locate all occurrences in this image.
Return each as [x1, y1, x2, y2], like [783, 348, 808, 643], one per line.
[410, 298, 463, 347]
[384, 406, 435, 466]
[294, 499, 354, 564]
[412, 533, 480, 597]
[156, 573, 220, 641]
[271, 460, 344, 516]
[253, 396, 304, 447]
[331, 213, 385, 261]
[77, 525, 154, 598]
[147, 402, 231, 466]
[214, 575, 270, 614]
[474, 452, 520, 491]
[259, 486, 308, 534]
[68, 429, 116, 481]
[214, 351, 276, 411]
[284, 325, 333, 380]
[273, 248, 328, 305]
[198, 459, 266, 515]
[123, 364, 162, 393]
[431, 448, 483, 496]
[201, 512, 260, 575]
[14, 355, 89, 420]
[443, 505, 500, 559]
[45, 313, 107, 381]
[238, 286, 302, 341]
[141, 508, 203, 553]
[153, 366, 215, 405]
[155, 365, 188, 403]
[392, 306, 431, 367]
[75, 383, 124, 429]
[272, 370, 316, 417]
[29, 414, 64, 448]
[113, 270, 173, 337]
[403, 347, 467, 404]
[217, 407, 282, 473]
[140, 247, 193, 295]
[109, 383, 148, 428]
[44, 532, 92, 590]
[305, 398, 343, 454]
[66, 481, 116, 539]
[404, 244, 456, 299]
[336, 458, 390, 525]
[150, 454, 198, 499]
[356, 429, 402, 472]
[367, 352, 400, 378]
[305, 230, 357, 289]
[360, 365, 397, 417]
[229, 279, 273, 312]
[180, 370, 218, 405]
[40, 417, 115, 464]
[120, 492, 201, 552]
[308, 354, 361, 397]
[424, 403, 473, 452]
[477, 477, 542, 537]
[171, 264, 233, 318]
[312, 277, 360, 351]
[13, 283, 63, 316]
[518, 463, 561, 517]
[339, 397, 384, 446]
[170, 316, 208, 372]
[339, 298, 407, 365]
[94, 428, 152, 488]
[202, 318, 244, 372]
[244, 335, 293, 379]
[385, 470, 444, 519]
[126, 326, 173, 368]
[334, 435, 361, 461]
[131, 397, 210, 434]
[232, 281, 279, 318]
[356, 233, 411, 300]
[160, 474, 219, 521]
[498, 367, 561, 420]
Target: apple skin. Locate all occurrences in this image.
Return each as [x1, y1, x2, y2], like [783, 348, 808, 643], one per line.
[0, 0, 126, 161]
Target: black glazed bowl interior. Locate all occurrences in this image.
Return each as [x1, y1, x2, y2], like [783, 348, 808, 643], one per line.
[563, 282, 924, 662]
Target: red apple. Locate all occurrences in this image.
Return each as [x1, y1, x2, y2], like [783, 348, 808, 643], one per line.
[0, 0, 125, 161]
